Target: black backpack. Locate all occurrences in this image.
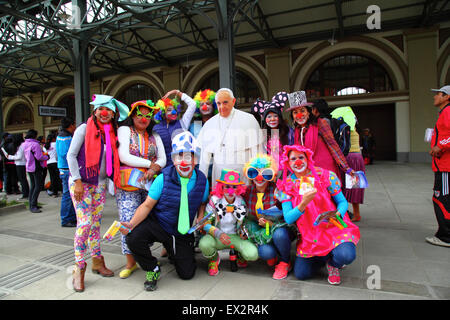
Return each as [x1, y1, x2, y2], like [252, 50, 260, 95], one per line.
[329, 117, 351, 156]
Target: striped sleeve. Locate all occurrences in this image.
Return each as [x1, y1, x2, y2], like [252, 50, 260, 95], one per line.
[318, 118, 350, 172]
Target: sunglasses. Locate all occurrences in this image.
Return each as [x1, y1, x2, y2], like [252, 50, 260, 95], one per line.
[246, 167, 275, 181]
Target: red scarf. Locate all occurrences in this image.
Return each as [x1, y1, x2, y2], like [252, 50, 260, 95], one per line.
[85, 116, 121, 187]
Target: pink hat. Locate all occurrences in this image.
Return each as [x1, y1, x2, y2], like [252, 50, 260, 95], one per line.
[286, 91, 313, 112]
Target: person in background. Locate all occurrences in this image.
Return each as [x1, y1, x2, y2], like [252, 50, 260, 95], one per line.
[3, 134, 20, 195]
[37, 136, 48, 191]
[426, 85, 450, 248]
[1, 133, 29, 199]
[189, 89, 218, 138]
[22, 129, 49, 213]
[361, 128, 376, 165]
[311, 98, 332, 126]
[44, 133, 62, 197]
[56, 117, 77, 228]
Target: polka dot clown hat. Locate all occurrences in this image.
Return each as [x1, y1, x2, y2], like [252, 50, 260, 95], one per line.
[251, 91, 288, 119]
[216, 169, 245, 185]
[171, 131, 201, 157]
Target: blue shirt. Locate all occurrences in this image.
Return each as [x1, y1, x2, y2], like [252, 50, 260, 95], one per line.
[148, 169, 209, 203]
[56, 135, 72, 169]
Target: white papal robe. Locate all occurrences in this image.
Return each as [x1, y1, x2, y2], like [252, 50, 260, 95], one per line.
[197, 108, 263, 187]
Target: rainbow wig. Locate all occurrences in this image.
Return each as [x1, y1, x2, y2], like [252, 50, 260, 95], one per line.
[193, 89, 218, 118]
[243, 154, 278, 181]
[211, 181, 247, 198]
[154, 97, 182, 123]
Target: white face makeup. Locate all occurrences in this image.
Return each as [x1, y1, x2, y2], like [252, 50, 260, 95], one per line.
[253, 179, 268, 188]
[289, 151, 308, 174]
[173, 152, 194, 177]
[265, 112, 279, 128]
[223, 185, 237, 202]
[292, 107, 309, 126]
[199, 102, 213, 115]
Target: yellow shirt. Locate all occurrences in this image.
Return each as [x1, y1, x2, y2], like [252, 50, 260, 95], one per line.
[349, 130, 361, 153]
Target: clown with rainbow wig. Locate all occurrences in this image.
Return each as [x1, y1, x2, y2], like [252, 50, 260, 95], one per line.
[198, 168, 258, 276]
[275, 144, 360, 285]
[152, 89, 197, 167]
[242, 154, 296, 280]
[189, 89, 218, 138]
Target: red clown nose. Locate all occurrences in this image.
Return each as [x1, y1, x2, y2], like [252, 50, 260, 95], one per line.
[255, 175, 264, 182]
[201, 104, 208, 111]
[294, 159, 303, 166]
[100, 109, 109, 117]
[140, 118, 147, 123]
[180, 160, 188, 167]
[295, 113, 303, 119]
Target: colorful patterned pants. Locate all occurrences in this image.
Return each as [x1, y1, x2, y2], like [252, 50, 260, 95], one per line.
[199, 234, 258, 261]
[69, 181, 106, 268]
[115, 188, 148, 255]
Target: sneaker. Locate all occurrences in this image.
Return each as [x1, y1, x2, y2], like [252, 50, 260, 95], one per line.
[30, 207, 41, 213]
[327, 263, 341, 285]
[272, 261, 291, 280]
[266, 257, 278, 267]
[425, 236, 450, 248]
[144, 263, 161, 291]
[208, 255, 220, 276]
[62, 221, 77, 228]
[237, 255, 248, 268]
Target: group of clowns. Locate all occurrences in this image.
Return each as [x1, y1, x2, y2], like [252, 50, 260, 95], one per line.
[68, 88, 360, 293]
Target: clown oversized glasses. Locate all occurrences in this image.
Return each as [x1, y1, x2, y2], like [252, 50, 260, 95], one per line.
[246, 167, 275, 181]
[135, 107, 153, 119]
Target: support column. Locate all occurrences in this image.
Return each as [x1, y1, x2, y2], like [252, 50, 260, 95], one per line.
[216, 0, 235, 92]
[405, 28, 438, 162]
[266, 48, 290, 97]
[0, 85, 3, 135]
[73, 0, 90, 124]
[395, 101, 410, 162]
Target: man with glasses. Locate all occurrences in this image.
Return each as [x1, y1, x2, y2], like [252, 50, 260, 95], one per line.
[242, 154, 295, 280]
[119, 131, 209, 291]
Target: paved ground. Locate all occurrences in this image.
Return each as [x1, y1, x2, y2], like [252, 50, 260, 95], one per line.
[0, 161, 449, 301]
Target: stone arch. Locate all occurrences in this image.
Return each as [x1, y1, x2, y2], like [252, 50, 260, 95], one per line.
[183, 56, 268, 100]
[437, 42, 450, 86]
[291, 36, 408, 92]
[105, 71, 164, 98]
[4, 96, 34, 129]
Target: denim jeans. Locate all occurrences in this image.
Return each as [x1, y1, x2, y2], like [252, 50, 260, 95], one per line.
[257, 227, 293, 263]
[59, 169, 76, 225]
[293, 242, 356, 280]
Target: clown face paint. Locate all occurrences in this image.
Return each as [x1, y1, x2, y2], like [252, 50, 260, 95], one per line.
[224, 185, 237, 203]
[95, 106, 114, 124]
[292, 107, 309, 127]
[132, 106, 152, 132]
[166, 106, 178, 121]
[288, 150, 308, 175]
[200, 102, 213, 116]
[265, 112, 279, 128]
[173, 152, 194, 178]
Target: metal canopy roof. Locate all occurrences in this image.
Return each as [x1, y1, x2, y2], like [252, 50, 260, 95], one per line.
[0, 0, 449, 97]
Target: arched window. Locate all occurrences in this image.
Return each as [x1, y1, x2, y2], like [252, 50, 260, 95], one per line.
[194, 70, 262, 106]
[305, 55, 393, 98]
[117, 83, 156, 107]
[54, 94, 75, 122]
[6, 104, 33, 126]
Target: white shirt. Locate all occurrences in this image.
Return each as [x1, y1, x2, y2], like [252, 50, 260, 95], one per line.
[44, 142, 58, 164]
[117, 126, 166, 169]
[2, 144, 26, 166]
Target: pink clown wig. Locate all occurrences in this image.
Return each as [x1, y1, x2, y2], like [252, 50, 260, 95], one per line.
[276, 144, 322, 191]
[211, 182, 247, 198]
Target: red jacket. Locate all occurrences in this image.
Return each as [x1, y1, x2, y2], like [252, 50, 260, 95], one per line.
[431, 103, 450, 172]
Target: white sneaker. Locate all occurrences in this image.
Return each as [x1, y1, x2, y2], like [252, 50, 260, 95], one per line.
[425, 236, 450, 248]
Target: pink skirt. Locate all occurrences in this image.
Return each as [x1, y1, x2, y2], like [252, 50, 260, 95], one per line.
[343, 152, 365, 204]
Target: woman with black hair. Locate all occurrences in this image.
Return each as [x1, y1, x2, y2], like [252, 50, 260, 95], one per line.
[22, 129, 49, 212]
[44, 133, 62, 197]
[2, 134, 20, 194]
[115, 99, 166, 279]
[252, 92, 290, 169]
[67, 94, 129, 292]
[287, 91, 353, 177]
[1, 133, 29, 199]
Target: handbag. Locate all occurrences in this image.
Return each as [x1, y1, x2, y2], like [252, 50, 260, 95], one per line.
[119, 166, 146, 191]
